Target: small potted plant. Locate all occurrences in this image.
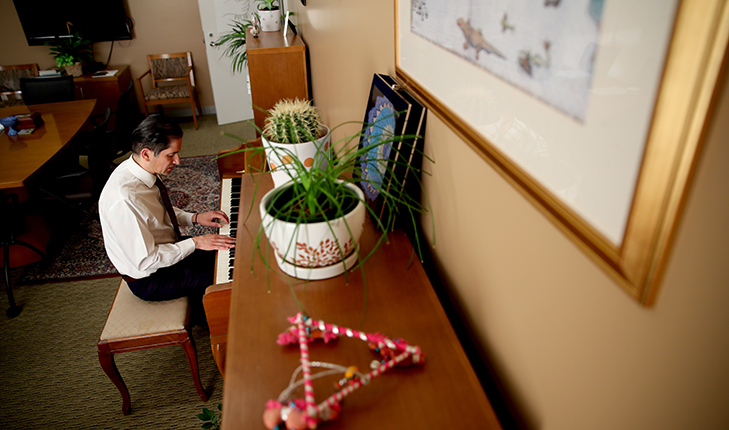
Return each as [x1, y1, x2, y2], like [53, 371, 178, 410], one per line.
[256, 0, 281, 32]
[261, 98, 331, 187]
[46, 32, 93, 77]
[220, 103, 433, 282]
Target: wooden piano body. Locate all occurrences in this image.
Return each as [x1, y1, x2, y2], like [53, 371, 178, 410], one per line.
[202, 281, 231, 376]
[206, 173, 502, 429]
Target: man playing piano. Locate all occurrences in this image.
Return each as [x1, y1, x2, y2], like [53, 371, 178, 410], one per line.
[98, 114, 235, 326]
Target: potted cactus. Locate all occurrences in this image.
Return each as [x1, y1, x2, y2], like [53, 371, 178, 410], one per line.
[262, 98, 331, 187]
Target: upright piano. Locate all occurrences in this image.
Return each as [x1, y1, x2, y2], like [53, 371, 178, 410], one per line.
[212, 173, 502, 429]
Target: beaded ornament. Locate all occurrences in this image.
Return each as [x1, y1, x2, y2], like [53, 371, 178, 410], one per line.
[263, 313, 425, 429]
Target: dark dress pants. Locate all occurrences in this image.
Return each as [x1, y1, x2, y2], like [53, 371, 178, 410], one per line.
[126, 249, 215, 325]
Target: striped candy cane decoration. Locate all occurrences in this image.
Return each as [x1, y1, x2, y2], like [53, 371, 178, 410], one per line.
[280, 314, 424, 426]
[294, 314, 318, 428]
[308, 318, 412, 353]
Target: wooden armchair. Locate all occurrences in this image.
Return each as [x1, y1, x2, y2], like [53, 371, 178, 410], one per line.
[137, 52, 202, 129]
[0, 64, 39, 108]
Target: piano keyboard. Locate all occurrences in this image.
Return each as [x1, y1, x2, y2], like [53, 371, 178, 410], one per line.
[215, 177, 241, 284]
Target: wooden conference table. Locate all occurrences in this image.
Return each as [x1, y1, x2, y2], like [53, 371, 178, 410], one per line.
[0, 99, 95, 189]
[221, 174, 502, 429]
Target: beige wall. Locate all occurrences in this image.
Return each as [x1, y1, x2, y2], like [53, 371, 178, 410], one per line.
[0, 0, 215, 111]
[289, 1, 729, 429]
[3, 1, 728, 428]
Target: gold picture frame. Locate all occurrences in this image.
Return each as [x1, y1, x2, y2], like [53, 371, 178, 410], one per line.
[395, 0, 729, 305]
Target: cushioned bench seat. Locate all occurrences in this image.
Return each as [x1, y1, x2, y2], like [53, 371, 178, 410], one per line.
[97, 279, 208, 415]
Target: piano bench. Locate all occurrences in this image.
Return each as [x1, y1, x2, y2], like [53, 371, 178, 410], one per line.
[97, 279, 209, 415]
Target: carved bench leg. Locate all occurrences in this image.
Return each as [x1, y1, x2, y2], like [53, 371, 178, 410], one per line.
[97, 341, 131, 415]
[179, 331, 209, 402]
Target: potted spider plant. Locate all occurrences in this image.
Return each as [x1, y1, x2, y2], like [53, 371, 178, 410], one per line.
[215, 18, 255, 74]
[262, 99, 331, 188]
[256, 0, 281, 32]
[220, 103, 433, 282]
[46, 32, 93, 77]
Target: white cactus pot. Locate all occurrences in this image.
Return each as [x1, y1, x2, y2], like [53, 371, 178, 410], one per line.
[259, 181, 365, 280]
[262, 125, 331, 188]
[258, 8, 282, 32]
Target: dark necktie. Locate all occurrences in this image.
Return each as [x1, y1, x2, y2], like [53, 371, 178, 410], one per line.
[155, 177, 181, 239]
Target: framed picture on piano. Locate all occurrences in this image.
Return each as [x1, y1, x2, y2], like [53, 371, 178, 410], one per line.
[355, 73, 427, 232]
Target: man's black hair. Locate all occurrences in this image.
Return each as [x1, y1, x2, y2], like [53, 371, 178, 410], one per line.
[130, 114, 183, 156]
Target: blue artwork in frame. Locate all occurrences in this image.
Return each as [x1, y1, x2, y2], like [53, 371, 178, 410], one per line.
[356, 73, 427, 231]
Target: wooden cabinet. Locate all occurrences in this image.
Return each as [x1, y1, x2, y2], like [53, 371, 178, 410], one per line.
[215, 30, 310, 173]
[73, 65, 137, 128]
[247, 29, 309, 131]
[245, 30, 310, 172]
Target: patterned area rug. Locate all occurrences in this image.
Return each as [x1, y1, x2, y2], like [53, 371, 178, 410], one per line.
[20, 155, 221, 284]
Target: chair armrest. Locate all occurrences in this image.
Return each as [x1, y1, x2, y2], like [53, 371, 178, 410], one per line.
[155, 77, 189, 83]
[137, 69, 151, 92]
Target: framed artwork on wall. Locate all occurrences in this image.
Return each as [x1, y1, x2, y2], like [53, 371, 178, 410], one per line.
[395, 0, 729, 305]
[356, 73, 427, 232]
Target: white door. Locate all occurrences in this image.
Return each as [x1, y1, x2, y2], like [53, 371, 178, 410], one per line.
[197, 0, 254, 125]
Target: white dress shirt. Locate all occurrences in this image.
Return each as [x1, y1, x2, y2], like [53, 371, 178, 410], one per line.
[99, 156, 196, 279]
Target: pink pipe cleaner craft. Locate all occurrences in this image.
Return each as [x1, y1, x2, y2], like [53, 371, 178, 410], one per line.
[263, 313, 425, 429]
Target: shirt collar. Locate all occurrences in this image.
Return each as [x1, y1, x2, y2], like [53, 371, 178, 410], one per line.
[127, 155, 158, 188]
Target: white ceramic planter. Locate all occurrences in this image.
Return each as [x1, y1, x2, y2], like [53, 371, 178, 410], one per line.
[258, 8, 282, 32]
[262, 125, 331, 188]
[259, 181, 366, 280]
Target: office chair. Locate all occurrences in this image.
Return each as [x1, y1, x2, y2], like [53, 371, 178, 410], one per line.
[34, 108, 112, 219]
[19, 75, 75, 105]
[1, 191, 50, 317]
[106, 80, 142, 163]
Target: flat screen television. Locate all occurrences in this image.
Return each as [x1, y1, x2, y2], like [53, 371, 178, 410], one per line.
[13, 0, 133, 46]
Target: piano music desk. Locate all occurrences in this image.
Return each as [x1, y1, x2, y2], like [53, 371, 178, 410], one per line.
[218, 173, 502, 429]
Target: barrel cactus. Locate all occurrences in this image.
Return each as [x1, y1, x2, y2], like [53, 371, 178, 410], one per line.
[263, 98, 327, 144]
